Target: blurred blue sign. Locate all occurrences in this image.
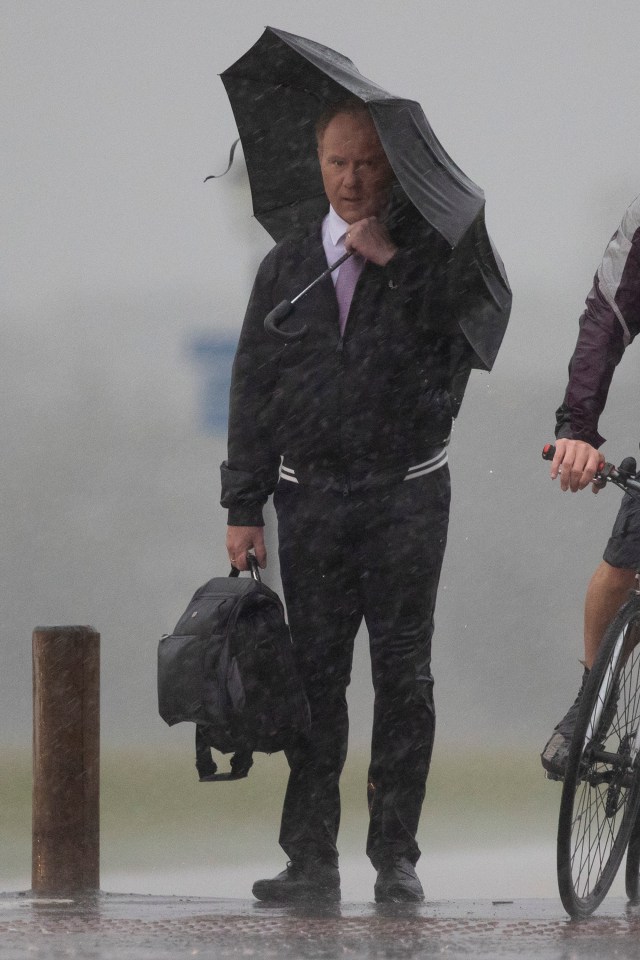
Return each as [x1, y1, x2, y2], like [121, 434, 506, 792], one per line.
[189, 334, 238, 434]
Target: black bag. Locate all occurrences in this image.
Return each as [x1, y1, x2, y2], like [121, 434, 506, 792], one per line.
[158, 556, 310, 781]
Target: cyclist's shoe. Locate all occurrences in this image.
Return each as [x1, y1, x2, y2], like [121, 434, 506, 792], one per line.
[541, 667, 590, 780]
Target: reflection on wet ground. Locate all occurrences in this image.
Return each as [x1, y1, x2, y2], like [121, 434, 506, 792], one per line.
[3, 893, 640, 959]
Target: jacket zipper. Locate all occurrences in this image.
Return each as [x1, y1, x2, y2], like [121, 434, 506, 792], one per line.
[336, 330, 351, 496]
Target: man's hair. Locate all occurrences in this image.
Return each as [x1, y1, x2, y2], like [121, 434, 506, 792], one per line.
[315, 98, 373, 144]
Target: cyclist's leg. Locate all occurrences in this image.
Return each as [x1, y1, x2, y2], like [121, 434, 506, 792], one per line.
[590, 487, 640, 663]
[584, 561, 636, 667]
[542, 491, 640, 777]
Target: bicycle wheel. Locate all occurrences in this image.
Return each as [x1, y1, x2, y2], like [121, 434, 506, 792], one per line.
[625, 806, 640, 901]
[557, 593, 640, 917]
[625, 600, 640, 904]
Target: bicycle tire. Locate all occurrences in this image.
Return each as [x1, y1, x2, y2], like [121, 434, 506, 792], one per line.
[557, 593, 640, 917]
[625, 806, 640, 901]
[625, 603, 640, 902]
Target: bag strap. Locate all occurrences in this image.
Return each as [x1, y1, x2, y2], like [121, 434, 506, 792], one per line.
[193, 557, 260, 782]
[195, 727, 253, 782]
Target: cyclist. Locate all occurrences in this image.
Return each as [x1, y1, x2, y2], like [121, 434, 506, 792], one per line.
[541, 194, 640, 777]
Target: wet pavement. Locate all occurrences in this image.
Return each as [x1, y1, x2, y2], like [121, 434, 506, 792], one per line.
[3, 892, 640, 959]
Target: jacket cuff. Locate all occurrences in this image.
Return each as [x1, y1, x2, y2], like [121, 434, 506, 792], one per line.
[220, 459, 274, 527]
[555, 422, 605, 448]
[227, 506, 265, 527]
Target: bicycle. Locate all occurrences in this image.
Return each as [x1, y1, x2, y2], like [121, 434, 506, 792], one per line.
[542, 443, 640, 917]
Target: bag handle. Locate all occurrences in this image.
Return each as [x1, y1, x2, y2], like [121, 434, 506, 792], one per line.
[228, 553, 261, 582]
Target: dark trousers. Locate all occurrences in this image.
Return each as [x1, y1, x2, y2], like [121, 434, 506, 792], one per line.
[273, 466, 451, 868]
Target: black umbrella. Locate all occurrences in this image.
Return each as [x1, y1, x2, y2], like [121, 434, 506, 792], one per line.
[218, 27, 511, 369]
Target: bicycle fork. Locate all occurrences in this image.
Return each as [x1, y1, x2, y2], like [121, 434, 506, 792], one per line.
[585, 631, 624, 745]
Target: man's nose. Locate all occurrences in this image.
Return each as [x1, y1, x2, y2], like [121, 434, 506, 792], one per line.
[343, 164, 359, 187]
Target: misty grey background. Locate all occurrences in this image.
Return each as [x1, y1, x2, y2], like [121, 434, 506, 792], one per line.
[3, 0, 640, 757]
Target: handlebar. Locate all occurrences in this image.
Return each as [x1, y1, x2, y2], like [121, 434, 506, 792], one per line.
[542, 443, 640, 494]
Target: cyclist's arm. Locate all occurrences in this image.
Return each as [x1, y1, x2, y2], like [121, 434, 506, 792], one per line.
[552, 196, 640, 490]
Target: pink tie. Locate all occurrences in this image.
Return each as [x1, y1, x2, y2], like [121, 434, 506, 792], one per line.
[335, 253, 364, 335]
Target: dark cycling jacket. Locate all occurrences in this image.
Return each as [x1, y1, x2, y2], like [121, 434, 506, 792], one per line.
[221, 216, 474, 526]
[556, 195, 640, 448]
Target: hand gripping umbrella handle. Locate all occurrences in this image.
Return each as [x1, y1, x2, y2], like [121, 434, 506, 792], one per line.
[264, 251, 353, 341]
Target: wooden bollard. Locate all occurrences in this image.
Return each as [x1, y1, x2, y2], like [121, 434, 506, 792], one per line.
[32, 626, 100, 895]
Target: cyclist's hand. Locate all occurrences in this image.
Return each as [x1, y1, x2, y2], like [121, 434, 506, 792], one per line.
[550, 438, 602, 493]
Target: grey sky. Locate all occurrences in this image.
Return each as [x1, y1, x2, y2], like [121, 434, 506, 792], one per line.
[5, 1, 640, 363]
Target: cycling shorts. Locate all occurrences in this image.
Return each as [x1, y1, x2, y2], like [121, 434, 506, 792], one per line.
[603, 489, 640, 569]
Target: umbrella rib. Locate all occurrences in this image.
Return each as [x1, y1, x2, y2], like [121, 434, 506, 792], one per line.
[224, 73, 327, 104]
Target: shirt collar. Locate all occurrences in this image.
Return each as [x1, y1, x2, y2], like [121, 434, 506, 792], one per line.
[327, 206, 350, 247]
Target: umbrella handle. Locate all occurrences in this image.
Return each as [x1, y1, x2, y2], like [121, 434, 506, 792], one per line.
[264, 300, 309, 341]
[263, 251, 352, 342]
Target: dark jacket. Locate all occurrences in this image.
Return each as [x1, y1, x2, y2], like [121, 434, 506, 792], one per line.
[221, 215, 474, 526]
[556, 194, 640, 448]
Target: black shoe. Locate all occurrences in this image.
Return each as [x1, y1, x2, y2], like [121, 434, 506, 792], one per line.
[541, 668, 590, 779]
[374, 858, 424, 903]
[252, 861, 341, 903]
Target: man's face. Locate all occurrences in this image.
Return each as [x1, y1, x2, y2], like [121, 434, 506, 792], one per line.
[317, 112, 394, 224]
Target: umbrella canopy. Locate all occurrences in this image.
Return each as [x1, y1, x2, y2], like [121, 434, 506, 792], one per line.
[220, 27, 511, 370]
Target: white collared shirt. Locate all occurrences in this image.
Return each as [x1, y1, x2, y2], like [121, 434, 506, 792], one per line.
[321, 206, 351, 287]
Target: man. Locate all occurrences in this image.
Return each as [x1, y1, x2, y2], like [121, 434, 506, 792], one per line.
[541, 194, 640, 778]
[221, 99, 475, 902]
